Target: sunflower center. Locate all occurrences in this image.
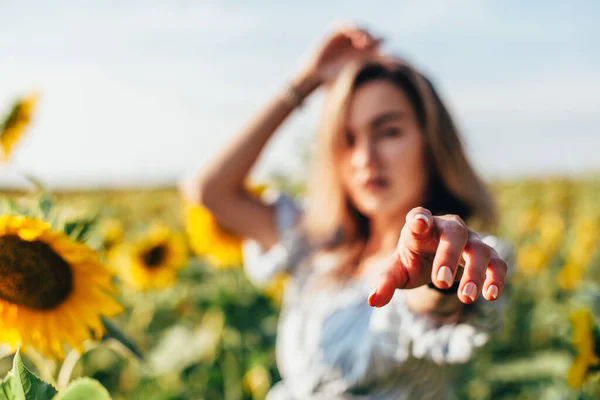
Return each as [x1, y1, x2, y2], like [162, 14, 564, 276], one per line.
[142, 245, 167, 268]
[0, 235, 73, 310]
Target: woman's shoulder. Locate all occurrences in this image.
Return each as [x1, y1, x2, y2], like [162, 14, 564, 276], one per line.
[242, 192, 312, 287]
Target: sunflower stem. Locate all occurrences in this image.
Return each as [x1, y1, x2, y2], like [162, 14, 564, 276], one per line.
[56, 348, 85, 389]
[105, 338, 144, 364]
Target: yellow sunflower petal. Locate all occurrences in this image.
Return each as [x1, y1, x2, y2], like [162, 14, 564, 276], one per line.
[568, 354, 591, 388]
[567, 308, 600, 387]
[0, 216, 123, 360]
[184, 200, 247, 269]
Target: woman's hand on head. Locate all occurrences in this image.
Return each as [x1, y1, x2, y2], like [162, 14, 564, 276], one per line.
[368, 207, 508, 308]
[301, 24, 384, 85]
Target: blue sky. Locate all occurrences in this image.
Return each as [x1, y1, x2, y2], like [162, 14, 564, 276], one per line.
[1, 0, 599, 188]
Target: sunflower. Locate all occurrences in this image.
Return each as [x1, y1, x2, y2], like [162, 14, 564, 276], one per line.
[184, 204, 244, 268]
[184, 184, 268, 268]
[0, 92, 39, 161]
[116, 223, 188, 290]
[567, 308, 600, 388]
[0, 215, 123, 360]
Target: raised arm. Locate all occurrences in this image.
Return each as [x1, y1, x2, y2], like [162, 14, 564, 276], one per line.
[180, 25, 383, 250]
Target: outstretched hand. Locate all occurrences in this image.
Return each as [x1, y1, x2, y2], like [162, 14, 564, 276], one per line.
[368, 207, 508, 308]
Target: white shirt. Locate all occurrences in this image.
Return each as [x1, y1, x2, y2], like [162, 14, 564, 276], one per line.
[243, 195, 514, 400]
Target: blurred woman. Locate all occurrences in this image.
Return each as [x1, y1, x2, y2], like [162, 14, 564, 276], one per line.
[181, 24, 513, 399]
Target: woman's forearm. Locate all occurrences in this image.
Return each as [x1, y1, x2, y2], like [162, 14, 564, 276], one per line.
[184, 70, 321, 207]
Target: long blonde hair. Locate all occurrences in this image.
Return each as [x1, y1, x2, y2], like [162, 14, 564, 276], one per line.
[300, 57, 497, 280]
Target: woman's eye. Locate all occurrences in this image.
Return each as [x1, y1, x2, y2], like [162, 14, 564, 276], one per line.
[380, 127, 402, 138]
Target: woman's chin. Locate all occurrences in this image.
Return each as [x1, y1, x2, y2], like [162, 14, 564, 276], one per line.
[355, 198, 395, 218]
[355, 194, 417, 220]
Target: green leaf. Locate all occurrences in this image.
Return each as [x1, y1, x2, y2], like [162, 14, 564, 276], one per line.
[222, 352, 242, 400]
[1, 100, 22, 128]
[52, 378, 111, 400]
[63, 216, 98, 243]
[0, 349, 58, 400]
[37, 194, 55, 220]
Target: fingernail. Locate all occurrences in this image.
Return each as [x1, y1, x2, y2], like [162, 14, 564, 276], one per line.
[462, 282, 478, 302]
[487, 285, 499, 300]
[368, 289, 377, 307]
[414, 213, 429, 228]
[437, 266, 453, 287]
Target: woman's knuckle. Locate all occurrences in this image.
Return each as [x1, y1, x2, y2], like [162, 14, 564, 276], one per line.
[445, 220, 468, 241]
[491, 257, 508, 277]
[469, 240, 491, 259]
[447, 214, 466, 226]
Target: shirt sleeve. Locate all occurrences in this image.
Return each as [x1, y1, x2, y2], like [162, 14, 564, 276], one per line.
[242, 193, 307, 288]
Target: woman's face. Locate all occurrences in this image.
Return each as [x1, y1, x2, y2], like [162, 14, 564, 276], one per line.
[340, 79, 428, 219]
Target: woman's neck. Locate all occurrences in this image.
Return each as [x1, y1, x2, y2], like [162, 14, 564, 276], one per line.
[344, 207, 413, 280]
[366, 207, 411, 254]
[347, 208, 410, 281]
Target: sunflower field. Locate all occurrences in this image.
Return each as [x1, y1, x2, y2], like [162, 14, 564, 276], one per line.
[1, 93, 600, 399]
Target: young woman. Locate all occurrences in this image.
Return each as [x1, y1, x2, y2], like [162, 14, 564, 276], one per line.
[181, 24, 512, 399]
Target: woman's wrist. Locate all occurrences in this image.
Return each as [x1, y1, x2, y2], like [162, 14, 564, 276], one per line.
[405, 285, 463, 317]
[279, 70, 321, 109]
[290, 69, 322, 100]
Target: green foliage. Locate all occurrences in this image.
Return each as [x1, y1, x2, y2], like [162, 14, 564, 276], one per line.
[0, 351, 57, 400]
[53, 378, 111, 400]
[0, 352, 113, 400]
[1, 176, 599, 399]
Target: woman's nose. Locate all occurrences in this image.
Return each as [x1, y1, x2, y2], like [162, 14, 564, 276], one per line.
[351, 139, 377, 169]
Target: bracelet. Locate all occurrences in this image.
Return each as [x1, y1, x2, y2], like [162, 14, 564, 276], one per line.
[427, 281, 460, 294]
[280, 83, 304, 108]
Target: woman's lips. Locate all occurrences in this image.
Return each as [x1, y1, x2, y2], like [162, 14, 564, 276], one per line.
[362, 177, 388, 192]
